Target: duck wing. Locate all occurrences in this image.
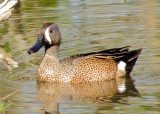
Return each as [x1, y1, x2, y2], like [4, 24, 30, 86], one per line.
[61, 46, 142, 74]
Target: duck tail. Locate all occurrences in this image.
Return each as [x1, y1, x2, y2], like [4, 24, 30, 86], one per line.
[124, 48, 142, 74]
[117, 48, 142, 74]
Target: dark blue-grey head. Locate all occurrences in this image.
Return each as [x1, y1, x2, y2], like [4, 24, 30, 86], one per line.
[28, 23, 61, 54]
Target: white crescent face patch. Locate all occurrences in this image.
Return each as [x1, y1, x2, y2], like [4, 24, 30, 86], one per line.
[45, 26, 52, 44]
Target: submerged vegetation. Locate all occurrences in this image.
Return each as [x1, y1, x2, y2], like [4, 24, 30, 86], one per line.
[0, 101, 11, 113]
[0, 90, 19, 113]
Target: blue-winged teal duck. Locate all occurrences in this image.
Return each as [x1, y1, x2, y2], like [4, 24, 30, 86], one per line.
[28, 23, 142, 83]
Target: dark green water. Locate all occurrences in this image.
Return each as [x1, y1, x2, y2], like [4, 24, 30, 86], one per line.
[0, 0, 160, 114]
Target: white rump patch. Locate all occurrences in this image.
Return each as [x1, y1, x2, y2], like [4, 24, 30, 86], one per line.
[118, 61, 126, 71]
[45, 26, 52, 44]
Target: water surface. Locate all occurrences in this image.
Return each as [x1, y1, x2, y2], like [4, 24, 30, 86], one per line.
[0, 0, 160, 114]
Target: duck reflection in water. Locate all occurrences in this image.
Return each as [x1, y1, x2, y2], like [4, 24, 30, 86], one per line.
[36, 75, 140, 114]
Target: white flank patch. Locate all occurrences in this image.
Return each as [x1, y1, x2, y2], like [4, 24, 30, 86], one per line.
[45, 26, 52, 44]
[118, 61, 126, 71]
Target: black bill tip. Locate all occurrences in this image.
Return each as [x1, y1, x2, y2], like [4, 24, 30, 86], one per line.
[27, 49, 33, 54]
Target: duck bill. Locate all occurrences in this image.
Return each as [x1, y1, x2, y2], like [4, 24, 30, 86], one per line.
[27, 36, 44, 54]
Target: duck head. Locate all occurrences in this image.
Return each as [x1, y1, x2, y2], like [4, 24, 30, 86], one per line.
[28, 23, 61, 54]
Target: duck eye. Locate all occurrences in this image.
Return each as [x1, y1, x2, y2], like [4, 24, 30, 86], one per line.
[50, 30, 52, 33]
